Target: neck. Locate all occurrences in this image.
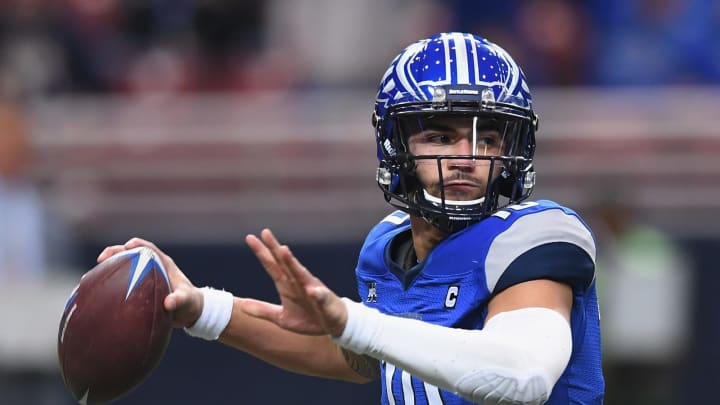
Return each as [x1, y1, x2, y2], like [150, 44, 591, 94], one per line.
[409, 216, 450, 261]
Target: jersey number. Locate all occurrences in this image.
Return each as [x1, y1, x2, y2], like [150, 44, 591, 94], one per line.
[492, 201, 539, 220]
[383, 362, 444, 405]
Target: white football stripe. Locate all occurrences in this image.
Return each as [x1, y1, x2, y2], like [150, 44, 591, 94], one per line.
[60, 303, 78, 344]
[63, 284, 80, 311]
[111, 246, 145, 260]
[150, 250, 170, 287]
[125, 247, 154, 299]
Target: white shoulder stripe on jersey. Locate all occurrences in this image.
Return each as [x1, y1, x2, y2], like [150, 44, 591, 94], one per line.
[485, 209, 596, 293]
[381, 211, 410, 225]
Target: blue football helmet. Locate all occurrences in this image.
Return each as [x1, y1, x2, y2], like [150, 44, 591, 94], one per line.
[373, 32, 539, 232]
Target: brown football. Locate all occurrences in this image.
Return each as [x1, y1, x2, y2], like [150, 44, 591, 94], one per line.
[57, 246, 173, 404]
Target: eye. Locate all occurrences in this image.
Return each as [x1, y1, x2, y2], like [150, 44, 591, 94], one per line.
[425, 133, 452, 144]
[477, 135, 498, 146]
[475, 130, 502, 146]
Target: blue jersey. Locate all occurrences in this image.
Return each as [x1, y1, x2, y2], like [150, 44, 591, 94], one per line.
[355, 200, 604, 405]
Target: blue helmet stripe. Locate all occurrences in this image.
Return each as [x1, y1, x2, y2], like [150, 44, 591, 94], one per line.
[468, 33, 481, 84]
[441, 34, 452, 85]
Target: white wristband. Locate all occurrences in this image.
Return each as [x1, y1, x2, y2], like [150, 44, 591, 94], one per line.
[184, 287, 234, 341]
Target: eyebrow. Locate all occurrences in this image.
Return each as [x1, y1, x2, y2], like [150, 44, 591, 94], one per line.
[419, 122, 456, 132]
[418, 121, 501, 134]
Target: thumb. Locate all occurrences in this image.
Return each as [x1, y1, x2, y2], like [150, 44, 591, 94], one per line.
[163, 288, 202, 328]
[309, 286, 348, 337]
[164, 289, 189, 313]
[239, 298, 283, 323]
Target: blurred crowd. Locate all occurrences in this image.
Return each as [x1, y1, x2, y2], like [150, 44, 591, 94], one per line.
[0, 0, 719, 100]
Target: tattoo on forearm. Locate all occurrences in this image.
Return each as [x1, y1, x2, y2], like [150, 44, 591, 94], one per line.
[342, 348, 380, 380]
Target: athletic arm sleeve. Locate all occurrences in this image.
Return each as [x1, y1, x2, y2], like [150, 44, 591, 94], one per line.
[334, 300, 571, 405]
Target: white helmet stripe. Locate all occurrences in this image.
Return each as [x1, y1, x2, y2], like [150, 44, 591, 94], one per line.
[451, 32, 470, 84]
[395, 41, 424, 101]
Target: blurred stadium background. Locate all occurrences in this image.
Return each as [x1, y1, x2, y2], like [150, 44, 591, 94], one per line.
[0, 0, 718, 404]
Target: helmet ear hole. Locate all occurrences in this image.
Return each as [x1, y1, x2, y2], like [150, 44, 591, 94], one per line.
[496, 169, 518, 198]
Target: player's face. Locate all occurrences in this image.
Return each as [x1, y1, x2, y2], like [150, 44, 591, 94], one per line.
[404, 114, 504, 202]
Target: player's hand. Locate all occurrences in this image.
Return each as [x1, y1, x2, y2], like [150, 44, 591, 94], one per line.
[242, 229, 348, 337]
[97, 238, 204, 329]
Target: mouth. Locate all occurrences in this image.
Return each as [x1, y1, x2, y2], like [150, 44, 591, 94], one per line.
[443, 181, 481, 192]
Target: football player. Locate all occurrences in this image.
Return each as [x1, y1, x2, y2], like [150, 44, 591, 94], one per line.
[100, 32, 604, 404]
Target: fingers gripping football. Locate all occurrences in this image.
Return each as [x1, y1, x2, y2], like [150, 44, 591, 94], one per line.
[98, 237, 204, 329]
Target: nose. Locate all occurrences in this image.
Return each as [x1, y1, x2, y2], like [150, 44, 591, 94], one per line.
[447, 157, 476, 171]
[446, 138, 477, 170]
[455, 137, 476, 154]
